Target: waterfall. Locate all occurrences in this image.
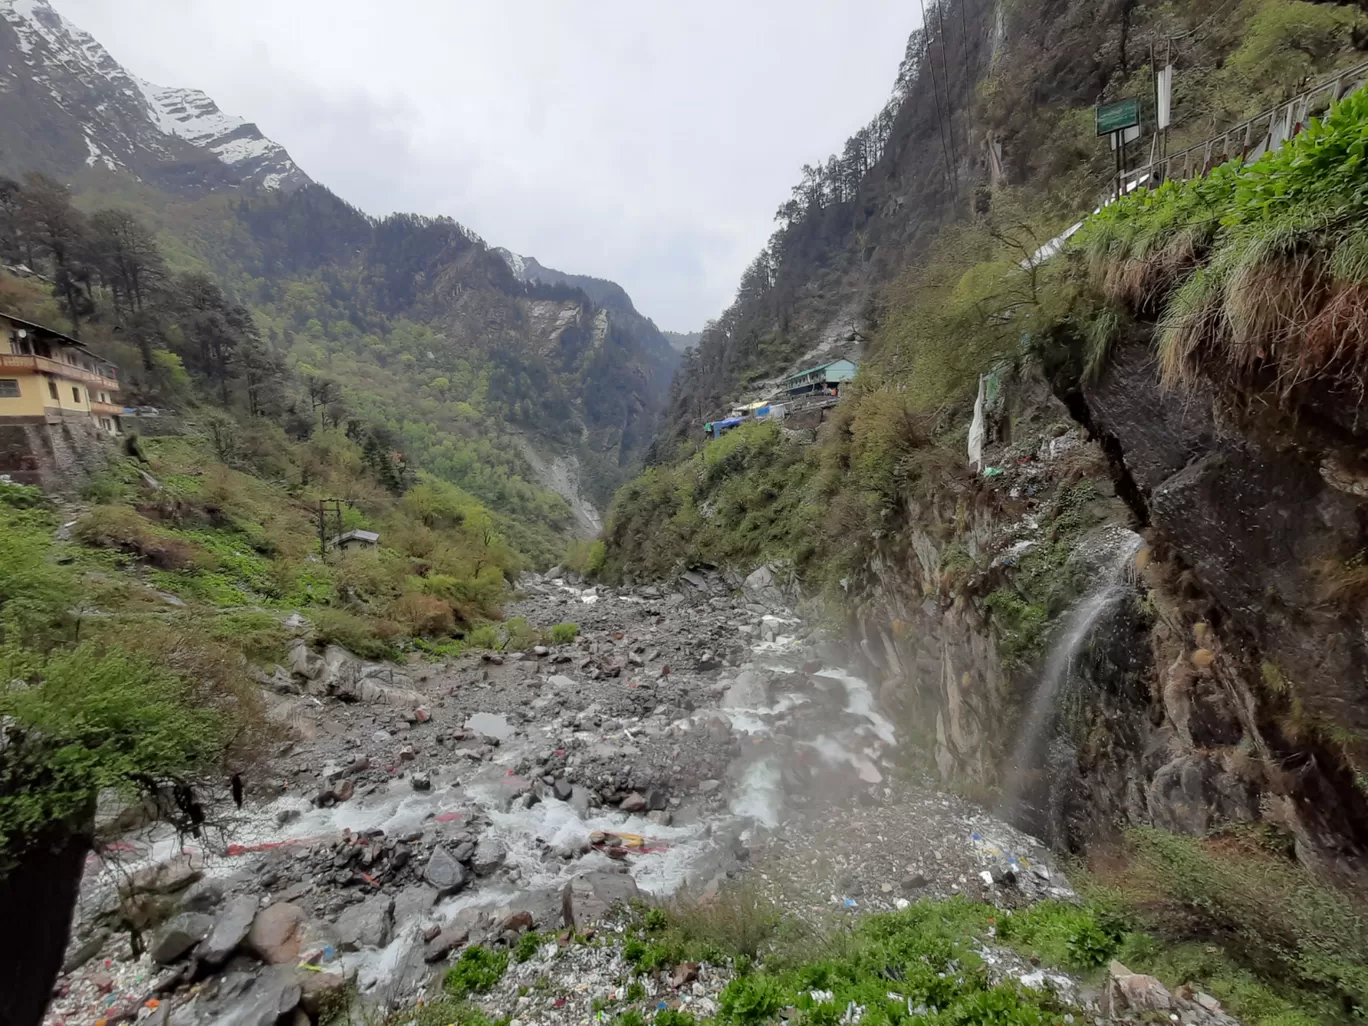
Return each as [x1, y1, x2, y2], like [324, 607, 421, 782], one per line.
[1001, 529, 1143, 820]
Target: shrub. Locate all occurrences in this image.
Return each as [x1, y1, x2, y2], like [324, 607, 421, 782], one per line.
[514, 930, 542, 963]
[207, 610, 290, 663]
[0, 481, 47, 508]
[464, 624, 499, 649]
[717, 976, 786, 1026]
[564, 538, 607, 577]
[996, 901, 1123, 969]
[0, 642, 228, 870]
[551, 622, 578, 644]
[311, 608, 403, 660]
[1088, 828, 1368, 1015]
[392, 593, 455, 637]
[443, 945, 509, 998]
[73, 506, 206, 571]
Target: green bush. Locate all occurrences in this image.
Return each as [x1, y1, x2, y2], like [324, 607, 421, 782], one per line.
[996, 901, 1123, 969]
[311, 608, 402, 661]
[717, 975, 786, 1026]
[443, 945, 509, 998]
[0, 481, 47, 509]
[0, 642, 227, 869]
[207, 610, 290, 663]
[550, 622, 578, 644]
[1104, 828, 1368, 1015]
[514, 930, 542, 963]
[465, 623, 499, 649]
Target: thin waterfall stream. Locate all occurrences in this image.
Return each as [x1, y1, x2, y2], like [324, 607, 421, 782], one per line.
[1002, 528, 1143, 821]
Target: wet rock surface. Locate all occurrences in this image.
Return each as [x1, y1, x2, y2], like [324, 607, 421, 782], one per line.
[42, 569, 1238, 1025]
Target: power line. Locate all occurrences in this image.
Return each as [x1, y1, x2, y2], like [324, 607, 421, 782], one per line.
[934, 0, 962, 188]
[918, 0, 957, 191]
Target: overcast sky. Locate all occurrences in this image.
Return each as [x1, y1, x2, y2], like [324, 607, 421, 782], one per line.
[58, 1, 916, 332]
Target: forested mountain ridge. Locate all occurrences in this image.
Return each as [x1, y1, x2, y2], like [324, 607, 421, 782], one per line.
[0, 0, 679, 533]
[659, 0, 1368, 446]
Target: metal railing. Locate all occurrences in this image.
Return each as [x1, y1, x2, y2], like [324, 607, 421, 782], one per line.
[1116, 59, 1368, 198]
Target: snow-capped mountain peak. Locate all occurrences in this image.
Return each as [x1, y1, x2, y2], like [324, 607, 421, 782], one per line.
[0, 0, 310, 190]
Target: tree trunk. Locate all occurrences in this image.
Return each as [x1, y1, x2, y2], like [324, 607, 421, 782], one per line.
[0, 819, 92, 1026]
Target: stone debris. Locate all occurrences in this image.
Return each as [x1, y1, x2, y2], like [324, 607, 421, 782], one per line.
[41, 570, 1248, 1026]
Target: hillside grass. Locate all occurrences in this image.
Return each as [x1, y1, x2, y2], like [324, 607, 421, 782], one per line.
[1076, 84, 1368, 404]
[63, 413, 534, 666]
[596, 882, 1346, 1026]
[0, 483, 268, 868]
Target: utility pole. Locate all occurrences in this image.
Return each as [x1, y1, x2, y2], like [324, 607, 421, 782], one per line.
[318, 498, 346, 559]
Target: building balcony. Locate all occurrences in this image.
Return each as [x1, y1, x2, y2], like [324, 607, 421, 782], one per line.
[90, 401, 124, 417]
[0, 353, 120, 390]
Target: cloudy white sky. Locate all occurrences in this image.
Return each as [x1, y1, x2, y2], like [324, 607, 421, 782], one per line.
[58, 1, 917, 331]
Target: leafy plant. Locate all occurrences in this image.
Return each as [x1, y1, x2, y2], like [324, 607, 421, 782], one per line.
[550, 622, 579, 644]
[515, 930, 542, 963]
[443, 945, 510, 998]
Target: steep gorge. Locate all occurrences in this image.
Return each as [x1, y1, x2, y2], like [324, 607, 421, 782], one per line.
[607, 0, 1368, 887]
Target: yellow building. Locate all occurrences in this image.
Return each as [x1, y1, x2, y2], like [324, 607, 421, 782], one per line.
[0, 312, 122, 435]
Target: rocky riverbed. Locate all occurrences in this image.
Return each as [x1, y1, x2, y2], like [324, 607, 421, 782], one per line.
[42, 569, 1239, 1026]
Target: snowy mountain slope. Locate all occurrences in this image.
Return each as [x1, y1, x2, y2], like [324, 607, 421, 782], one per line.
[0, 0, 309, 189]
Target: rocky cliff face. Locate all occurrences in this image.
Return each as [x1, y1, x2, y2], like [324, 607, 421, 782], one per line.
[840, 337, 1368, 879]
[0, 0, 309, 190]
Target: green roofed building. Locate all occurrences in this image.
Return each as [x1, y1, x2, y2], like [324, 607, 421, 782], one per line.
[778, 358, 857, 397]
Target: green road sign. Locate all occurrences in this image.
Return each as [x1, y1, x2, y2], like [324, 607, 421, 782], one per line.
[1096, 98, 1140, 136]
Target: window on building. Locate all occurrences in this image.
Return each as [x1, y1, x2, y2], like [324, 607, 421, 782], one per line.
[0, 379, 19, 398]
[72, 386, 81, 404]
[48, 379, 58, 401]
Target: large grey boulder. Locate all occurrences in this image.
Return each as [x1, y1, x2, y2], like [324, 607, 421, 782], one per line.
[470, 836, 506, 876]
[423, 847, 468, 898]
[335, 894, 395, 952]
[560, 869, 640, 928]
[742, 564, 786, 608]
[149, 912, 213, 964]
[199, 895, 259, 966]
[178, 964, 303, 1026]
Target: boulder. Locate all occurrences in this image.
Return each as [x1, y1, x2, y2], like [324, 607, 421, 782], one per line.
[424, 924, 470, 963]
[179, 878, 226, 913]
[149, 912, 213, 965]
[61, 931, 108, 974]
[1103, 960, 1173, 1016]
[199, 895, 259, 966]
[471, 836, 506, 876]
[423, 847, 468, 898]
[245, 902, 307, 965]
[561, 870, 640, 928]
[186, 964, 304, 1026]
[392, 884, 438, 924]
[122, 856, 202, 897]
[619, 792, 648, 813]
[742, 564, 786, 609]
[335, 894, 395, 952]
